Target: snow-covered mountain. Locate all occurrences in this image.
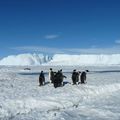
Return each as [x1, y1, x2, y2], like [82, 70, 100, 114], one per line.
[1, 53, 120, 66]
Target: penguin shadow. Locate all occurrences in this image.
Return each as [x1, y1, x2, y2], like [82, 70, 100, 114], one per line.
[39, 81, 51, 87]
[44, 81, 51, 85]
[78, 82, 87, 84]
[63, 81, 71, 86]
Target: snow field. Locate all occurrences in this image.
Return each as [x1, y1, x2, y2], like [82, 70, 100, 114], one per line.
[0, 66, 120, 120]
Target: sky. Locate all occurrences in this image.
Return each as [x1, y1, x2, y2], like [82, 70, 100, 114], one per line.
[0, 0, 120, 57]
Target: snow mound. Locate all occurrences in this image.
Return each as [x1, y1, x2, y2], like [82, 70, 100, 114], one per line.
[0, 53, 51, 66]
[47, 54, 120, 66]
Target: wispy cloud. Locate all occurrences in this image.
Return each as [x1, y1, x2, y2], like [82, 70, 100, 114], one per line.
[12, 46, 120, 54]
[44, 34, 59, 39]
[115, 40, 120, 44]
[12, 46, 64, 54]
[65, 47, 120, 54]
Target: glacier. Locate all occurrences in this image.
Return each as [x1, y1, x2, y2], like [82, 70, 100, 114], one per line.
[0, 53, 52, 66]
[0, 53, 120, 66]
[47, 54, 120, 66]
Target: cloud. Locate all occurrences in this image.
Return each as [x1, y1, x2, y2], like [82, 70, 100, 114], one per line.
[44, 34, 59, 39]
[12, 46, 120, 54]
[12, 46, 65, 54]
[115, 40, 120, 44]
[65, 47, 120, 54]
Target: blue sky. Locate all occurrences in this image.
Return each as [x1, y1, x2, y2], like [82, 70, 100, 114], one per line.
[0, 0, 120, 57]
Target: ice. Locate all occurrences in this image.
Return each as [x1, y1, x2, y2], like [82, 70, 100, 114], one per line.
[1, 53, 120, 66]
[47, 54, 120, 66]
[0, 53, 52, 66]
[0, 66, 120, 120]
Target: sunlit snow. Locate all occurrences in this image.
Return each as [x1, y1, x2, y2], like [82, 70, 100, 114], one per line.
[0, 66, 120, 120]
[1, 53, 120, 66]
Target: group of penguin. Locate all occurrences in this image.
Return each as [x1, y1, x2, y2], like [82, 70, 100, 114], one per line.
[39, 68, 88, 88]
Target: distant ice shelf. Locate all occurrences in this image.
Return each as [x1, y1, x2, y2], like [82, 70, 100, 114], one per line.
[0, 53, 120, 66]
[0, 53, 52, 66]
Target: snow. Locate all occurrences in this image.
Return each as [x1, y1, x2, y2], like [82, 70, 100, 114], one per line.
[0, 53, 51, 66]
[47, 54, 120, 66]
[1, 53, 120, 66]
[0, 66, 120, 120]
